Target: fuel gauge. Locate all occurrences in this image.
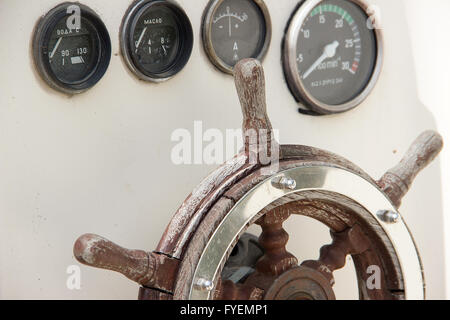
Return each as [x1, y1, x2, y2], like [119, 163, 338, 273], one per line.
[33, 3, 111, 94]
[202, 0, 271, 74]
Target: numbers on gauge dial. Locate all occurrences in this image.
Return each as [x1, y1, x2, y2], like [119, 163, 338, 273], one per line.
[207, 0, 267, 69]
[46, 19, 98, 84]
[49, 36, 90, 66]
[297, 13, 362, 80]
[213, 6, 249, 62]
[293, 1, 377, 106]
[133, 26, 176, 66]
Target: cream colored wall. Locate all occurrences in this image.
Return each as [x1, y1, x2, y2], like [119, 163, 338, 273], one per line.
[0, 0, 446, 299]
[405, 0, 450, 300]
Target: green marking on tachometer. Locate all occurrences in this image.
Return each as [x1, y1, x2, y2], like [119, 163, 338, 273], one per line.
[310, 4, 355, 24]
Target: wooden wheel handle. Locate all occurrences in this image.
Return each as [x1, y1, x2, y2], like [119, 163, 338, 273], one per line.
[234, 59, 278, 160]
[74, 234, 156, 285]
[378, 130, 443, 208]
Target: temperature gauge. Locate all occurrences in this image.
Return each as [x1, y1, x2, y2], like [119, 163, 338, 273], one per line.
[202, 0, 271, 74]
[33, 3, 111, 94]
[121, 0, 193, 82]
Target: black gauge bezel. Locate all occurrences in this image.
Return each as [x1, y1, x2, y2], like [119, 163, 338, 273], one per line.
[201, 0, 272, 75]
[282, 0, 384, 115]
[32, 2, 111, 95]
[120, 0, 194, 82]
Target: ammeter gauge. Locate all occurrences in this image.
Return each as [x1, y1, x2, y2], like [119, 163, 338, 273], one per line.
[121, 0, 193, 82]
[202, 0, 271, 74]
[283, 0, 383, 114]
[33, 3, 111, 94]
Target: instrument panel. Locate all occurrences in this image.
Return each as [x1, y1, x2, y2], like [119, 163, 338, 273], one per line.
[32, 0, 382, 114]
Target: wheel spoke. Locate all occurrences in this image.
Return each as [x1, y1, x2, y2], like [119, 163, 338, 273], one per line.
[253, 207, 298, 276]
[301, 224, 369, 286]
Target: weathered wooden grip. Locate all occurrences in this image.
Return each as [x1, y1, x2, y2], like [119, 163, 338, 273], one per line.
[378, 130, 443, 208]
[74, 234, 155, 285]
[234, 59, 276, 158]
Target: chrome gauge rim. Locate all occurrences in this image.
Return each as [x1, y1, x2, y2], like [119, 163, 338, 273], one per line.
[189, 165, 424, 300]
[202, 0, 272, 74]
[283, 0, 383, 114]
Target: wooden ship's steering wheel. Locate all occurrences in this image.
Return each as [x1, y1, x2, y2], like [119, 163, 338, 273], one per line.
[74, 59, 443, 300]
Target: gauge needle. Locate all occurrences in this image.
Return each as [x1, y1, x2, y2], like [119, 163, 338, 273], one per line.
[227, 6, 232, 37]
[302, 40, 339, 80]
[135, 27, 147, 53]
[49, 37, 62, 59]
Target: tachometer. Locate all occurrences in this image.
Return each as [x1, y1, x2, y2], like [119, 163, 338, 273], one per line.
[283, 0, 383, 114]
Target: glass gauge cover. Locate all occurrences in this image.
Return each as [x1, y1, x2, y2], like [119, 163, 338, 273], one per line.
[33, 3, 111, 94]
[202, 0, 271, 74]
[121, 0, 193, 82]
[283, 0, 383, 114]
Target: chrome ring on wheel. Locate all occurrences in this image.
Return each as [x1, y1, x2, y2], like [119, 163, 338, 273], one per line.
[188, 165, 424, 300]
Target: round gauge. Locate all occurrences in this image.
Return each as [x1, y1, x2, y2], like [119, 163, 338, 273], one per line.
[121, 0, 193, 82]
[33, 3, 111, 94]
[202, 0, 271, 74]
[283, 0, 383, 114]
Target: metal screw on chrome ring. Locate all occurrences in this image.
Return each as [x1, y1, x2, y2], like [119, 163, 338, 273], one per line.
[272, 176, 297, 190]
[194, 278, 214, 291]
[377, 210, 400, 224]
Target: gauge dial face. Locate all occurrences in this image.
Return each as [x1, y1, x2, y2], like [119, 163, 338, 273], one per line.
[33, 3, 111, 94]
[203, 0, 271, 74]
[121, 0, 193, 82]
[47, 18, 100, 84]
[283, 0, 382, 114]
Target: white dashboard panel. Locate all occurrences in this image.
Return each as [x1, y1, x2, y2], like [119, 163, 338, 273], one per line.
[0, 0, 446, 299]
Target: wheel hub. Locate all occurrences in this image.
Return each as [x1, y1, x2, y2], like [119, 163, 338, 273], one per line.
[264, 266, 336, 300]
